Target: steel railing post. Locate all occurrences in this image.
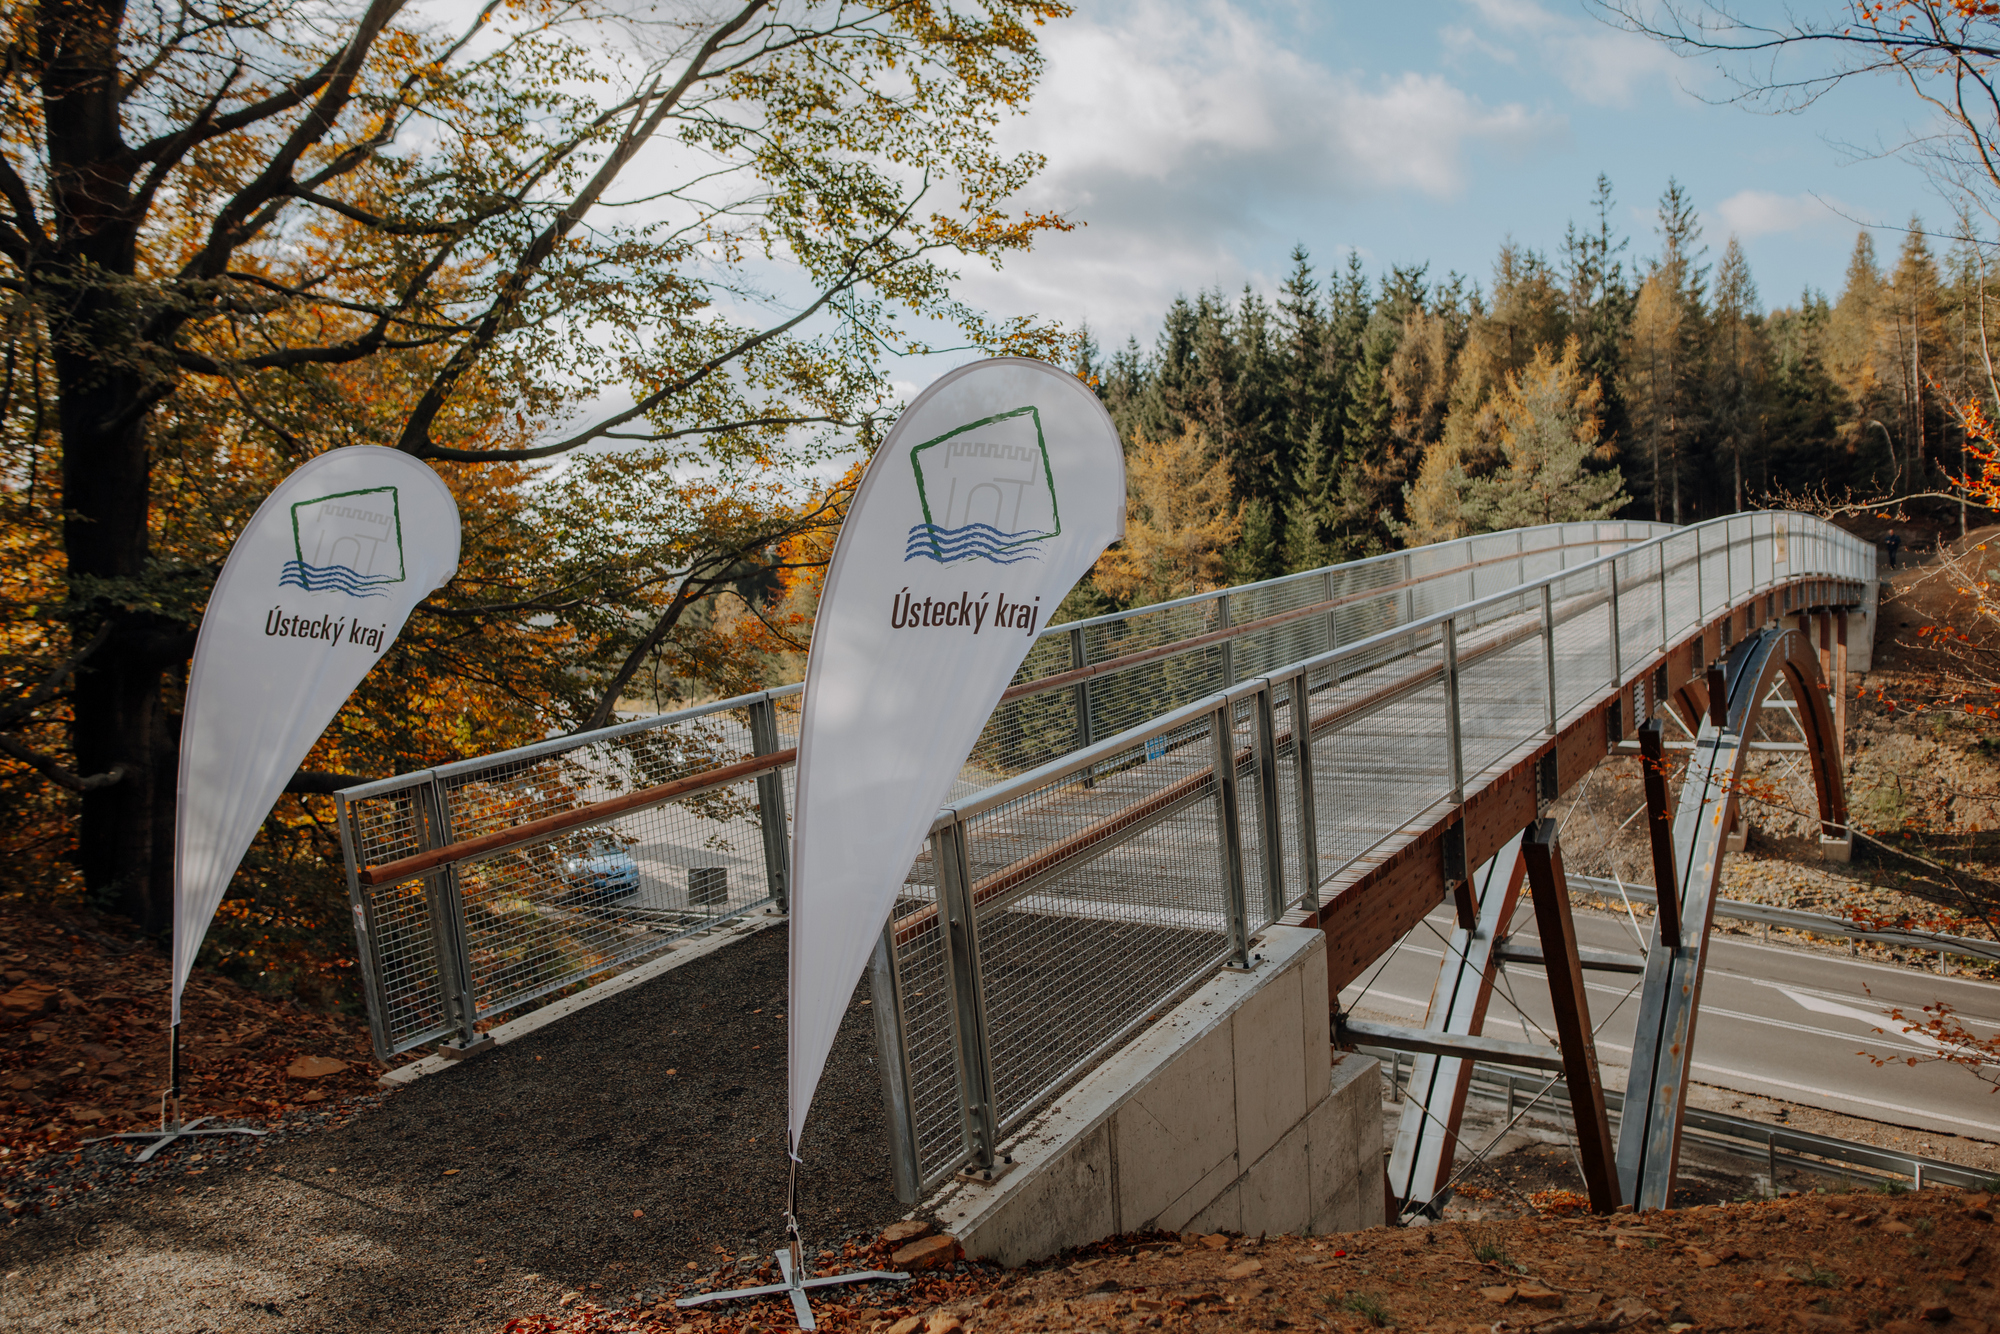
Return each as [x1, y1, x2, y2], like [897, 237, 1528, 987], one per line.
[747, 694, 791, 913]
[1402, 553, 1418, 656]
[868, 920, 923, 1203]
[1443, 616, 1465, 805]
[1212, 702, 1252, 968]
[1608, 560, 1623, 687]
[935, 820, 1001, 1174]
[1659, 546, 1672, 654]
[1541, 585, 1558, 735]
[1289, 669, 1322, 912]
[1253, 683, 1287, 921]
[1068, 626, 1094, 787]
[335, 790, 395, 1065]
[1067, 626, 1093, 753]
[1218, 593, 1235, 686]
[1693, 524, 1705, 624]
[417, 778, 480, 1048]
[1323, 570, 1338, 655]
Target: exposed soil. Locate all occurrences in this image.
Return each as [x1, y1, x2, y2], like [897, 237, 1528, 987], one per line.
[490, 1189, 2000, 1334]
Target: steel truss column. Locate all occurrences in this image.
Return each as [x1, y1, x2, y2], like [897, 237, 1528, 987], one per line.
[1637, 718, 1682, 951]
[1522, 819, 1621, 1214]
[1385, 832, 1527, 1215]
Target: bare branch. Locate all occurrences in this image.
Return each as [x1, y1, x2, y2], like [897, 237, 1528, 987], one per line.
[0, 734, 132, 793]
[0, 623, 113, 729]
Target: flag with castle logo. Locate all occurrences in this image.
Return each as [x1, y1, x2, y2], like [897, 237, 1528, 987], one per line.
[173, 448, 460, 1025]
[788, 358, 1125, 1158]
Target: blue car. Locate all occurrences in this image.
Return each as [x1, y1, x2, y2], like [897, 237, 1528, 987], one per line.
[559, 833, 641, 905]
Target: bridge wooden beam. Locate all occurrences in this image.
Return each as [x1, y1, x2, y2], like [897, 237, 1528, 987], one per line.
[1522, 818, 1622, 1215]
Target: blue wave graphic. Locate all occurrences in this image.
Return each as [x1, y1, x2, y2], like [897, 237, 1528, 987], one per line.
[279, 560, 392, 598]
[905, 523, 1049, 564]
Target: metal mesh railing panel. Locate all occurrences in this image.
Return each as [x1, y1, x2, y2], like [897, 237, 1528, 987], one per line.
[964, 724, 1234, 1141]
[1458, 614, 1547, 783]
[339, 692, 795, 1057]
[359, 877, 453, 1052]
[451, 774, 772, 1022]
[1311, 669, 1455, 880]
[889, 888, 962, 1184]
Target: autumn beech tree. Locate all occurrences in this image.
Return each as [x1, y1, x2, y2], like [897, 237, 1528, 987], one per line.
[0, 0, 1072, 931]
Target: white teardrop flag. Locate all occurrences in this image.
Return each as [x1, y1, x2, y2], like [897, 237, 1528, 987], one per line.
[174, 447, 460, 1024]
[788, 357, 1126, 1152]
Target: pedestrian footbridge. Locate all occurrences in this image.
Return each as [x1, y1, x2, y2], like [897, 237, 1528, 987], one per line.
[337, 514, 1874, 1229]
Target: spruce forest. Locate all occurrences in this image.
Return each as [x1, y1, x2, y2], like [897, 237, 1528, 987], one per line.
[1067, 176, 1966, 612]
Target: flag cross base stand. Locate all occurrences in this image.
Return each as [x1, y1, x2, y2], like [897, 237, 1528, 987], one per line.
[83, 1114, 267, 1164]
[676, 1249, 909, 1330]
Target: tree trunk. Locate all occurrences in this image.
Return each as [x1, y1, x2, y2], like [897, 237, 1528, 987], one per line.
[56, 331, 174, 931]
[39, 0, 183, 931]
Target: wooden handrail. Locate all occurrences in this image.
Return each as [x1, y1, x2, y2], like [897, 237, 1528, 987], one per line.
[356, 748, 796, 887]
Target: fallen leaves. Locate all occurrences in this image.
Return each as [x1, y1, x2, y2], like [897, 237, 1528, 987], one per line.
[1, 900, 380, 1178]
[285, 1056, 348, 1079]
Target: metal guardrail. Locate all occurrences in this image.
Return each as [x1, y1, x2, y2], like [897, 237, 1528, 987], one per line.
[1568, 875, 2000, 965]
[337, 513, 1872, 1190]
[334, 689, 802, 1059]
[1368, 1050, 2000, 1197]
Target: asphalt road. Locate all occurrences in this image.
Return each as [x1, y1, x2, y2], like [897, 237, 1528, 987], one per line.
[1338, 900, 2000, 1143]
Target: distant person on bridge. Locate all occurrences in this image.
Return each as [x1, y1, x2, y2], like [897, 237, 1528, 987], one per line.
[1885, 529, 1901, 569]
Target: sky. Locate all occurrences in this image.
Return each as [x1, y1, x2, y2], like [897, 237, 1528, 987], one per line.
[911, 0, 1957, 384]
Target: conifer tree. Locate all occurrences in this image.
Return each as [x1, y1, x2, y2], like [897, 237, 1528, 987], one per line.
[1621, 179, 1709, 522]
[1710, 238, 1767, 511]
[1462, 338, 1630, 530]
[1888, 219, 1945, 485]
[1283, 418, 1340, 570]
[1233, 497, 1285, 584]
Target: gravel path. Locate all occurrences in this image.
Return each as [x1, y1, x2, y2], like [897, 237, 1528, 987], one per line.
[0, 924, 908, 1332]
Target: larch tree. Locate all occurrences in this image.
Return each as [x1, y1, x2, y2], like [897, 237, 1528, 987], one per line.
[1093, 425, 1241, 605]
[1888, 220, 1946, 485]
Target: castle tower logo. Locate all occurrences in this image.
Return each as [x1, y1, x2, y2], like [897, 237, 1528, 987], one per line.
[281, 486, 406, 598]
[905, 406, 1061, 564]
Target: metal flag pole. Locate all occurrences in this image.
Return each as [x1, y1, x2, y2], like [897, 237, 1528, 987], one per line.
[675, 1135, 911, 1330]
[83, 1020, 267, 1164]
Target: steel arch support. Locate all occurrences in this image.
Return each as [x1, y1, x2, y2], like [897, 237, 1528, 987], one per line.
[1614, 624, 1846, 1209]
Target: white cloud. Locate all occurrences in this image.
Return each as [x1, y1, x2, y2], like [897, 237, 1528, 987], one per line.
[1454, 0, 1693, 108]
[1712, 189, 1849, 238]
[949, 0, 1561, 345]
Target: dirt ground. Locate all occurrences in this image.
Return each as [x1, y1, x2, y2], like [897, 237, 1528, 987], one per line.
[0, 925, 906, 1333]
[489, 1189, 2000, 1334]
